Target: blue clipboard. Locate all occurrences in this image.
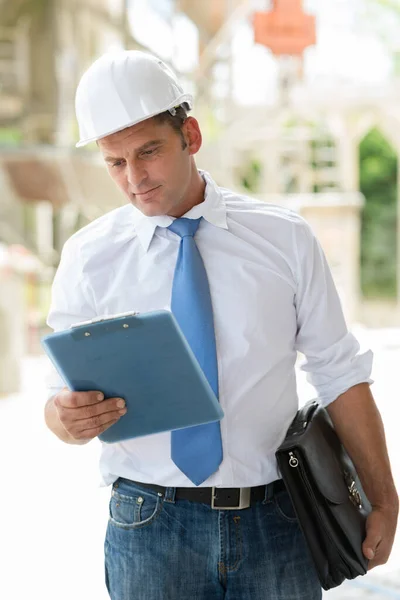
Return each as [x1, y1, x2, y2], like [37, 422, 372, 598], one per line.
[41, 310, 224, 443]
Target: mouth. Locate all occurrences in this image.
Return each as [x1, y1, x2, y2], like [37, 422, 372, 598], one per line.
[134, 185, 161, 201]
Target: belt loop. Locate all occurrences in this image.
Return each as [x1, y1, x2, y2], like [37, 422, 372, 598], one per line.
[164, 486, 176, 504]
[263, 481, 275, 504]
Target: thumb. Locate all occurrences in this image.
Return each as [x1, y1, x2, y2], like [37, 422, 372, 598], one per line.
[363, 545, 376, 561]
[363, 513, 383, 560]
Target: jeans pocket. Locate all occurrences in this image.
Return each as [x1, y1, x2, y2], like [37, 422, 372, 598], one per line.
[109, 488, 163, 530]
[273, 489, 298, 523]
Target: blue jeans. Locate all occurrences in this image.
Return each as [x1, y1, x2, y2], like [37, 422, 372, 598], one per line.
[104, 478, 322, 600]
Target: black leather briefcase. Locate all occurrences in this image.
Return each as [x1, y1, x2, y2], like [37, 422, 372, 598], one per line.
[275, 399, 371, 591]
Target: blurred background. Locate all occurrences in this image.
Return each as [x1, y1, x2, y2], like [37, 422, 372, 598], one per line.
[1, 1, 400, 598]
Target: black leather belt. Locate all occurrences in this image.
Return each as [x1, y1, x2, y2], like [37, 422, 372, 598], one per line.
[117, 478, 286, 510]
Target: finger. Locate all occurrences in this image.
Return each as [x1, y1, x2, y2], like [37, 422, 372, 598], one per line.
[366, 541, 386, 570]
[78, 397, 126, 419]
[57, 397, 126, 423]
[72, 408, 127, 436]
[363, 525, 383, 561]
[56, 389, 105, 409]
[363, 535, 382, 561]
[363, 543, 377, 561]
[77, 416, 121, 441]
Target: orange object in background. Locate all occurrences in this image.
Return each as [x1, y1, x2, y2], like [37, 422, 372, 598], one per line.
[254, 0, 316, 56]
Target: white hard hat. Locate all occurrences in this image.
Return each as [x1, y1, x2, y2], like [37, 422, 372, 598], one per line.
[75, 50, 193, 147]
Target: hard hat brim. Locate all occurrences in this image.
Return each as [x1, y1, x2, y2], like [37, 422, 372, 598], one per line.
[75, 93, 193, 148]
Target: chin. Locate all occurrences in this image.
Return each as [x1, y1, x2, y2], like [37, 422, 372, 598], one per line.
[136, 202, 167, 217]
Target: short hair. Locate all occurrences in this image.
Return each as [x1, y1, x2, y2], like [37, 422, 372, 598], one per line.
[153, 104, 190, 149]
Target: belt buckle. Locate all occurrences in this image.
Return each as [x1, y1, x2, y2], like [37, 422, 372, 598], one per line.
[211, 487, 251, 510]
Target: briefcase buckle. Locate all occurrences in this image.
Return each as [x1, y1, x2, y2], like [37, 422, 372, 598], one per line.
[211, 487, 251, 510]
[344, 472, 363, 509]
[348, 480, 363, 509]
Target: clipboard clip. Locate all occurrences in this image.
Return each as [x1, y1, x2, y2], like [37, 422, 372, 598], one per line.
[70, 311, 139, 329]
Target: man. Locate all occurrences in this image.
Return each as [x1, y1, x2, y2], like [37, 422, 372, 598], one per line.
[44, 51, 398, 600]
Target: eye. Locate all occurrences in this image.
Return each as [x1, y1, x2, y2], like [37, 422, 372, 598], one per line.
[140, 148, 158, 158]
[111, 160, 125, 168]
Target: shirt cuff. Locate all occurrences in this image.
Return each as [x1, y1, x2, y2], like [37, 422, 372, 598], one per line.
[300, 331, 374, 408]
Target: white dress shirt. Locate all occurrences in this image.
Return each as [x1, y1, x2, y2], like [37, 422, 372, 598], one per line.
[46, 171, 373, 488]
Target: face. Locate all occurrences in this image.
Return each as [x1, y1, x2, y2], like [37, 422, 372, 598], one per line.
[98, 116, 202, 217]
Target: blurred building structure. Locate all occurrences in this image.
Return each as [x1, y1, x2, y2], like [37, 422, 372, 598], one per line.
[0, 0, 139, 387]
[1, 0, 400, 391]
[0, 0, 138, 260]
[193, 0, 400, 327]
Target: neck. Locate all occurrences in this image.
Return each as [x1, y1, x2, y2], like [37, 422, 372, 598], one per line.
[169, 166, 206, 218]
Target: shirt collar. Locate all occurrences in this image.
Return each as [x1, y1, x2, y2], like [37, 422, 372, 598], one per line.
[132, 170, 228, 252]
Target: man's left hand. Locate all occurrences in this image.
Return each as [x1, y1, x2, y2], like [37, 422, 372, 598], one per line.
[363, 506, 399, 570]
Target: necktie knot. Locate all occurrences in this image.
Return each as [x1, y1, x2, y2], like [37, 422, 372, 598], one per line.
[168, 217, 201, 239]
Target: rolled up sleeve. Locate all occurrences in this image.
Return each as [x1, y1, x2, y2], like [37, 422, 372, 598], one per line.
[293, 218, 373, 407]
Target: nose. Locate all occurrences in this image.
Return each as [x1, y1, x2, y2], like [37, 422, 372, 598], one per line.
[126, 158, 148, 189]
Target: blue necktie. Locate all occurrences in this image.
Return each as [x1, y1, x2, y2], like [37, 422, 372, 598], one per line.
[168, 217, 223, 485]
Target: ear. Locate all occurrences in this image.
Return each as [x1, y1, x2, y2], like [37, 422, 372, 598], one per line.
[182, 117, 202, 155]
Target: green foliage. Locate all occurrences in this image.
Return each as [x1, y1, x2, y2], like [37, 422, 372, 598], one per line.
[372, 0, 400, 12]
[240, 159, 262, 193]
[359, 128, 397, 298]
[0, 128, 22, 146]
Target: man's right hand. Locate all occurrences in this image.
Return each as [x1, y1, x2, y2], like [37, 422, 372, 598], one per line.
[52, 389, 127, 443]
